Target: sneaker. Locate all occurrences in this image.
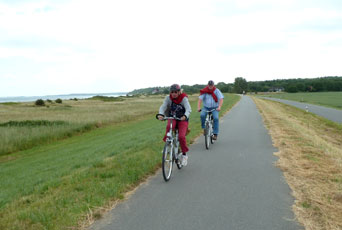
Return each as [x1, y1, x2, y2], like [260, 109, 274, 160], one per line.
[212, 134, 217, 140]
[181, 154, 188, 166]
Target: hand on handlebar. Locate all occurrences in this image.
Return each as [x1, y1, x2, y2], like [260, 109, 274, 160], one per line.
[158, 115, 164, 121]
[197, 108, 202, 112]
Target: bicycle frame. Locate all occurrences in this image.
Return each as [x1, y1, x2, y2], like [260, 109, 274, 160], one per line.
[204, 109, 216, 149]
[164, 116, 180, 155]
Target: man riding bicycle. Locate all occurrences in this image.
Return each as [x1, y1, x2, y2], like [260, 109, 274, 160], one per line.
[157, 84, 192, 166]
[197, 80, 224, 140]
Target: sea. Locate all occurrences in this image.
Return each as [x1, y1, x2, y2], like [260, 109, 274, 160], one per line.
[0, 92, 128, 103]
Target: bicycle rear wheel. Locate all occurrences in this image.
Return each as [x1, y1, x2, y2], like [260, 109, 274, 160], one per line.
[205, 122, 210, 150]
[162, 143, 173, 181]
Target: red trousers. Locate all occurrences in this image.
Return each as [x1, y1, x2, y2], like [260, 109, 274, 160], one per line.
[163, 120, 189, 153]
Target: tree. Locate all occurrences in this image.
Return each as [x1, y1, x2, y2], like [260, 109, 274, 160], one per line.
[234, 77, 248, 94]
[35, 99, 45, 106]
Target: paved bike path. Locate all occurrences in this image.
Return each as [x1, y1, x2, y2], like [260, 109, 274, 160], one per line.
[89, 96, 301, 230]
[263, 97, 342, 124]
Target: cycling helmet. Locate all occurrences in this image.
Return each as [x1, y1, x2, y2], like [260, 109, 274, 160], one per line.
[208, 80, 214, 86]
[170, 84, 181, 92]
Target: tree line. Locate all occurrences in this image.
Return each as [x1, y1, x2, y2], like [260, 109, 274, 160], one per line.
[129, 76, 342, 95]
[248, 76, 342, 93]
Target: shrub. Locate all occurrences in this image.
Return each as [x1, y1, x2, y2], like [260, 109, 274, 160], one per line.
[35, 99, 45, 106]
[55, 98, 62, 104]
[46, 99, 53, 103]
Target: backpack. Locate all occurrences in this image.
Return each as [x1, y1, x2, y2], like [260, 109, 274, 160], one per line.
[170, 102, 186, 119]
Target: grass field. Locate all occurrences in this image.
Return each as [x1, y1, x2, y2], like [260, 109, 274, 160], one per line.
[261, 91, 342, 110]
[253, 97, 342, 230]
[0, 94, 240, 230]
[0, 95, 165, 156]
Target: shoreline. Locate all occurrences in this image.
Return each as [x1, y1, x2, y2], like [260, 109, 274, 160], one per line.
[0, 92, 128, 103]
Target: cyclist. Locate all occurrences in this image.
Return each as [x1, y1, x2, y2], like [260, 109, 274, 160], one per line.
[157, 84, 192, 166]
[197, 80, 224, 140]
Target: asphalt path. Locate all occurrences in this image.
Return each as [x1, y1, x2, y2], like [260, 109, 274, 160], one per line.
[89, 96, 301, 230]
[263, 97, 342, 124]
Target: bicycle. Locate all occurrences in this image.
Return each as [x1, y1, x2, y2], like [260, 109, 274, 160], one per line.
[161, 116, 183, 181]
[204, 109, 216, 150]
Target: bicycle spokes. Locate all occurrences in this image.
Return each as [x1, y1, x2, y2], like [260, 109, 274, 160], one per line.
[162, 143, 173, 181]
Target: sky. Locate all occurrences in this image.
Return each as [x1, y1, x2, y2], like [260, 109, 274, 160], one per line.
[1, 0, 342, 97]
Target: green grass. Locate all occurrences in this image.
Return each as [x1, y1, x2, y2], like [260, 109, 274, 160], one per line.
[0, 94, 240, 230]
[263, 92, 342, 110]
[0, 120, 68, 127]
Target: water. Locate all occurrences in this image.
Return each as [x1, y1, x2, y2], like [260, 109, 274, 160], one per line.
[0, 92, 128, 103]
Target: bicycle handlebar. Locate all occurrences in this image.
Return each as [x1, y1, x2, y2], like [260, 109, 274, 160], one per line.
[162, 116, 182, 121]
[205, 109, 216, 113]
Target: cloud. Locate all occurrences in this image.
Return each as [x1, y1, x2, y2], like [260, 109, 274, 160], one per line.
[1, 0, 342, 96]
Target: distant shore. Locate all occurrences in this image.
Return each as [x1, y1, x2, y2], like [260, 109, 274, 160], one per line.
[0, 92, 128, 103]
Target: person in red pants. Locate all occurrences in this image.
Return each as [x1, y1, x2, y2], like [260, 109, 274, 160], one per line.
[156, 84, 192, 166]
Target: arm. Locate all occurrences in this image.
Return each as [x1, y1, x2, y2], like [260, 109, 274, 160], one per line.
[217, 98, 223, 111]
[182, 97, 192, 120]
[197, 98, 202, 112]
[157, 96, 170, 120]
[215, 89, 224, 111]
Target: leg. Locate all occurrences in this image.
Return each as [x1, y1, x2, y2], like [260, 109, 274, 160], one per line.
[212, 110, 219, 135]
[200, 108, 207, 129]
[177, 121, 189, 153]
[163, 120, 176, 142]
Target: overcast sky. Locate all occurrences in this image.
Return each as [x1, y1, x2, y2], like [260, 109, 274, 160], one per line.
[1, 0, 342, 97]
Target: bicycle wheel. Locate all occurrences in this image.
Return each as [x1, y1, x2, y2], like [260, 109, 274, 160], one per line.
[162, 143, 173, 181]
[205, 122, 210, 150]
[175, 142, 183, 169]
[210, 122, 214, 144]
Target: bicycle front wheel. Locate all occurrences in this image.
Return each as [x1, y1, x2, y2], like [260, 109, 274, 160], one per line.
[204, 122, 210, 150]
[162, 143, 173, 181]
[210, 122, 214, 144]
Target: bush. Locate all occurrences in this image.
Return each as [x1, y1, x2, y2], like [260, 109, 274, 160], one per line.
[35, 99, 45, 106]
[55, 98, 62, 104]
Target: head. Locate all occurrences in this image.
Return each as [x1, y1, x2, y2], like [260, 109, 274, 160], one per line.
[208, 80, 215, 90]
[170, 84, 181, 98]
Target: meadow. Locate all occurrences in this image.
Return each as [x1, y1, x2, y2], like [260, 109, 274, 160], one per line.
[0, 94, 241, 230]
[262, 91, 342, 109]
[0, 96, 165, 156]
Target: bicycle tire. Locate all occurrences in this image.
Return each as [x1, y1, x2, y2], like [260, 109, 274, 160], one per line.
[205, 122, 210, 150]
[210, 121, 214, 144]
[162, 143, 173, 181]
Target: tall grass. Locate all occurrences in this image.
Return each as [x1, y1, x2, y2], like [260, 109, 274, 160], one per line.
[0, 94, 240, 230]
[263, 91, 342, 110]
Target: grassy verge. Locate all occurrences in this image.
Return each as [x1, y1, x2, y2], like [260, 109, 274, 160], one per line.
[252, 97, 342, 230]
[260, 91, 342, 110]
[0, 94, 240, 230]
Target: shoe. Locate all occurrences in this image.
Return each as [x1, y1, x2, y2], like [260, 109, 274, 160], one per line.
[181, 154, 188, 166]
[212, 134, 217, 140]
